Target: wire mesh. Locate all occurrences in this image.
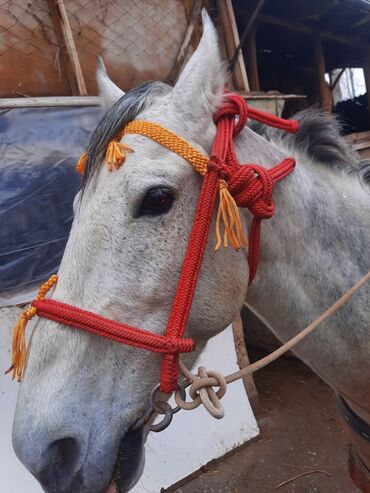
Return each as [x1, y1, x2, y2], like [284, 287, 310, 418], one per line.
[0, 0, 189, 97]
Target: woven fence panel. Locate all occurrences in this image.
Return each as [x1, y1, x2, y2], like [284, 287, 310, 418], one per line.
[0, 0, 70, 96]
[67, 0, 188, 92]
[0, 0, 189, 97]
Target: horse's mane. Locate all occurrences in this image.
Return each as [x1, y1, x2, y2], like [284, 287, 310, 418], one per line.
[81, 81, 171, 190]
[250, 108, 359, 171]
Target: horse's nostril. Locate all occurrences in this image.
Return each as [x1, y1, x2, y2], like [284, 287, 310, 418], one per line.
[37, 437, 82, 491]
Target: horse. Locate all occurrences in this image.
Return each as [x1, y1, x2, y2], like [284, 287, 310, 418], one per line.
[11, 10, 370, 493]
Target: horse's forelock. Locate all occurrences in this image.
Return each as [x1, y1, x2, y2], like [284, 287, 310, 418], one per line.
[81, 81, 171, 190]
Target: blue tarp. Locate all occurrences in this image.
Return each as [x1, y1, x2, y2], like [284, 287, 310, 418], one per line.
[0, 105, 101, 299]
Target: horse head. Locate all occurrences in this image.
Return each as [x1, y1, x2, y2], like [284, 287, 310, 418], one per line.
[12, 12, 249, 493]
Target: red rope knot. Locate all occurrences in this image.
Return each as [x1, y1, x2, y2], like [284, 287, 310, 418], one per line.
[207, 154, 230, 180]
[168, 337, 195, 354]
[213, 93, 249, 136]
[229, 164, 275, 219]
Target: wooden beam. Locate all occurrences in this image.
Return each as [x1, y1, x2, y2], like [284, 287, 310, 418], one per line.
[313, 34, 331, 111]
[47, 0, 87, 96]
[330, 66, 346, 91]
[258, 13, 364, 47]
[245, 24, 260, 92]
[167, 0, 203, 84]
[0, 96, 99, 108]
[229, 0, 265, 71]
[217, 0, 249, 92]
[232, 314, 259, 410]
[363, 53, 370, 125]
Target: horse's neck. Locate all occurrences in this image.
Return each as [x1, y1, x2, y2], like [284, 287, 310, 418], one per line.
[238, 128, 368, 315]
[236, 127, 370, 403]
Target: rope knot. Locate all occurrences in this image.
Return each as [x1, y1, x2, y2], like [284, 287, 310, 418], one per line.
[175, 364, 227, 419]
[228, 163, 275, 219]
[213, 93, 249, 136]
[207, 154, 230, 180]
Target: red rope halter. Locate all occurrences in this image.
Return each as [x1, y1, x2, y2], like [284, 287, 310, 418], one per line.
[19, 93, 298, 393]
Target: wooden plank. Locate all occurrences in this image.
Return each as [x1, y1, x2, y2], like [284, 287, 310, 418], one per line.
[345, 131, 370, 144]
[356, 148, 370, 159]
[352, 141, 370, 151]
[0, 96, 100, 108]
[243, 93, 306, 100]
[217, 0, 250, 92]
[167, 0, 203, 84]
[47, 0, 87, 96]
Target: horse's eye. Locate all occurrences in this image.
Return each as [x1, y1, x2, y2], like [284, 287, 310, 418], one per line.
[139, 188, 174, 216]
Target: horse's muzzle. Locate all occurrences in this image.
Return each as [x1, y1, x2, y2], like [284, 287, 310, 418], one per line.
[13, 424, 145, 493]
[22, 434, 85, 493]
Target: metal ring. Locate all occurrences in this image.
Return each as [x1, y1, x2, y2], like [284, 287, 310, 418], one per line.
[149, 401, 173, 433]
[149, 381, 186, 415]
[129, 406, 155, 432]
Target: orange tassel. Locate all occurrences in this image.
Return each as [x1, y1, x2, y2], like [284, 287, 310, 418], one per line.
[5, 274, 58, 382]
[5, 307, 37, 382]
[76, 151, 88, 175]
[106, 140, 134, 171]
[215, 179, 247, 251]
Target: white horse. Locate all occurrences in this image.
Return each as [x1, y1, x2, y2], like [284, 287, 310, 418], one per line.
[12, 11, 370, 493]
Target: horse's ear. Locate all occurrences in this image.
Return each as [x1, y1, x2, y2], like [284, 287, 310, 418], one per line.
[171, 9, 225, 118]
[96, 57, 125, 113]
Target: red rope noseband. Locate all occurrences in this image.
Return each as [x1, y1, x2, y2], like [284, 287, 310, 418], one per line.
[32, 299, 195, 354]
[9, 92, 298, 392]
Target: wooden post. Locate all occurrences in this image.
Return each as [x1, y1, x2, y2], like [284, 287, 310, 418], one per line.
[217, 0, 250, 93]
[167, 0, 203, 84]
[232, 314, 259, 410]
[314, 34, 331, 111]
[245, 24, 260, 92]
[47, 0, 87, 96]
[363, 52, 370, 125]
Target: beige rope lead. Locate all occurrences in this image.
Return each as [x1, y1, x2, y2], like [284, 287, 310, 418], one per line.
[175, 269, 370, 418]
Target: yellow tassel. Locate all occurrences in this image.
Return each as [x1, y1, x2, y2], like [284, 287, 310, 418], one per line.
[215, 179, 247, 251]
[76, 151, 88, 175]
[106, 140, 134, 171]
[5, 274, 58, 382]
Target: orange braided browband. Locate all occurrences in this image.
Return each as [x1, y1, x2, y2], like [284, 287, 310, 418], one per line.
[122, 121, 209, 176]
[76, 120, 209, 176]
[76, 120, 246, 251]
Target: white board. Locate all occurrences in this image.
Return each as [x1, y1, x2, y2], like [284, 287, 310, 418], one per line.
[1, 307, 259, 492]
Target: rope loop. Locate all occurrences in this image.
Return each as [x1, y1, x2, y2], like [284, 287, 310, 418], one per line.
[213, 93, 249, 136]
[175, 364, 227, 419]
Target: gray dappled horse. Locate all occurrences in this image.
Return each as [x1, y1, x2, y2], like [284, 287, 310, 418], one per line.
[11, 11, 370, 493]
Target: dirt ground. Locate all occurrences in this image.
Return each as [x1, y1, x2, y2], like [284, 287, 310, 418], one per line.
[172, 352, 360, 493]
